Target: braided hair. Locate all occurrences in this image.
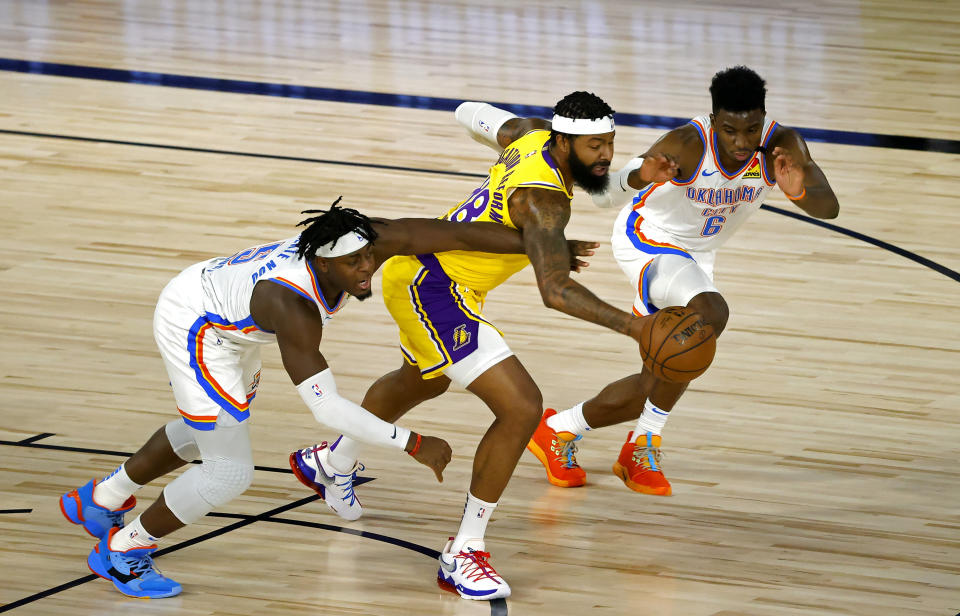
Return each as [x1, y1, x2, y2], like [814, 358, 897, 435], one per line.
[710, 66, 766, 114]
[296, 196, 379, 260]
[551, 91, 615, 141]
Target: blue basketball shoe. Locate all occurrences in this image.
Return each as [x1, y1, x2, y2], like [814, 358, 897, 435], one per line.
[289, 442, 364, 521]
[60, 479, 136, 539]
[87, 527, 182, 599]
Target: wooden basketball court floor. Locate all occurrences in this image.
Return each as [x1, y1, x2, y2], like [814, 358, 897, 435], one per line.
[0, 1, 957, 614]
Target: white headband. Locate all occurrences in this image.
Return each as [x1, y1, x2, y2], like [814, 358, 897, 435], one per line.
[551, 114, 615, 135]
[316, 231, 370, 258]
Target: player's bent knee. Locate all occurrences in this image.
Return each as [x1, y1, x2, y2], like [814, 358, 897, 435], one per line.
[688, 292, 729, 335]
[198, 458, 255, 507]
[163, 458, 254, 524]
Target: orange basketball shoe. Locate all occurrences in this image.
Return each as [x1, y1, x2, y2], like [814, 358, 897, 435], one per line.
[527, 409, 586, 487]
[612, 431, 672, 496]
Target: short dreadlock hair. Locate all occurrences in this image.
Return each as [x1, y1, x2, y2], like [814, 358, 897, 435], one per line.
[550, 91, 615, 141]
[710, 66, 766, 114]
[296, 196, 379, 260]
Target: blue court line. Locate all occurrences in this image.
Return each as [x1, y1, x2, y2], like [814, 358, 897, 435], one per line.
[1, 57, 958, 155]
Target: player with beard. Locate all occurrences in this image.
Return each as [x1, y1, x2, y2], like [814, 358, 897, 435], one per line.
[289, 92, 677, 601]
[58, 200, 541, 599]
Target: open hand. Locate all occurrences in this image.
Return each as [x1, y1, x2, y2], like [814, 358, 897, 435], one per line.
[771, 146, 805, 197]
[639, 152, 680, 185]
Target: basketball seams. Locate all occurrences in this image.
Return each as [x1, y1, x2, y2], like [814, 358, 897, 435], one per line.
[652, 311, 697, 368]
[658, 326, 716, 365]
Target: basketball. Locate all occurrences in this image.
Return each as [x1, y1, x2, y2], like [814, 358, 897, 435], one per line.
[639, 306, 717, 383]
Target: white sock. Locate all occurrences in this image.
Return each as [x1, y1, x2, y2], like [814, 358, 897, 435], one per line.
[109, 515, 159, 551]
[93, 464, 142, 510]
[634, 400, 670, 436]
[545, 403, 592, 438]
[451, 493, 497, 553]
[327, 435, 361, 473]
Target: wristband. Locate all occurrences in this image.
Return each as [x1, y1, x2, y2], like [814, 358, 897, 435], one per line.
[786, 186, 806, 201]
[407, 433, 422, 456]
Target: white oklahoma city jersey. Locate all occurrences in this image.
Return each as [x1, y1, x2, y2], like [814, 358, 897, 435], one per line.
[199, 235, 348, 344]
[612, 113, 779, 263]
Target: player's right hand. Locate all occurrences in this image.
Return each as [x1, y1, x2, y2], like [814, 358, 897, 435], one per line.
[638, 152, 680, 185]
[411, 435, 453, 482]
[627, 314, 652, 348]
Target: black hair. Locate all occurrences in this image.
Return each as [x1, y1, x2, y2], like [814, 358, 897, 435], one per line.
[710, 66, 766, 114]
[296, 196, 379, 260]
[551, 91, 615, 140]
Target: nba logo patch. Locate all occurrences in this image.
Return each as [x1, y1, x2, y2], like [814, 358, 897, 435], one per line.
[312, 384, 323, 397]
[743, 161, 762, 179]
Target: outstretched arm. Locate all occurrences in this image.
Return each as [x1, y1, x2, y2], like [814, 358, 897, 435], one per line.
[369, 218, 524, 265]
[455, 101, 551, 152]
[592, 126, 696, 209]
[769, 128, 839, 219]
[510, 188, 645, 342]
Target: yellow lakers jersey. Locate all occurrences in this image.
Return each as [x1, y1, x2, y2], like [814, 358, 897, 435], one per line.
[434, 129, 572, 292]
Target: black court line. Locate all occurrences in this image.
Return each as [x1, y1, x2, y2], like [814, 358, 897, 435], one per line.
[0, 437, 506, 614]
[0, 573, 98, 613]
[0, 128, 479, 179]
[0, 436, 378, 483]
[0, 495, 319, 613]
[208, 513, 508, 612]
[2, 127, 955, 285]
[1, 57, 958, 155]
[17, 433, 54, 444]
[760, 204, 960, 283]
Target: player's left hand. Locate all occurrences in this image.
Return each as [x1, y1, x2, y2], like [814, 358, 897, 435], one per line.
[566, 239, 599, 272]
[771, 146, 805, 196]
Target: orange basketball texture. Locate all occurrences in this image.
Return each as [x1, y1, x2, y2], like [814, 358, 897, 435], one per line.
[639, 306, 717, 382]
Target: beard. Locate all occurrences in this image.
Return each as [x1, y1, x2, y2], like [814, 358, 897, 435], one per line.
[353, 289, 372, 302]
[568, 148, 610, 195]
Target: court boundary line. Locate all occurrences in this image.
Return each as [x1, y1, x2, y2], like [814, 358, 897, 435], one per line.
[0, 436, 507, 614]
[1, 127, 955, 284]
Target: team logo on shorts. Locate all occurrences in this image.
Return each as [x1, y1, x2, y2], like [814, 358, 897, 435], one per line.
[312, 384, 323, 397]
[452, 324, 471, 351]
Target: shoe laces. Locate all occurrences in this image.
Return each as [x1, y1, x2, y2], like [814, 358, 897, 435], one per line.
[457, 549, 501, 583]
[103, 508, 127, 528]
[551, 434, 582, 469]
[307, 442, 364, 505]
[121, 552, 159, 579]
[332, 462, 365, 505]
[631, 440, 664, 472]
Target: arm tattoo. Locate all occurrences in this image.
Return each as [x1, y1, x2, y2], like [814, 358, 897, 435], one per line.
[519, 190, 635, 336]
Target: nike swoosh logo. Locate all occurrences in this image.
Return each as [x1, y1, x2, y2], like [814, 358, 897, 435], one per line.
[392, 426, 397, 439]
[107, 566, 140, 584]
[702, 170, 718, 177]
[439, 556, 457, 574]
